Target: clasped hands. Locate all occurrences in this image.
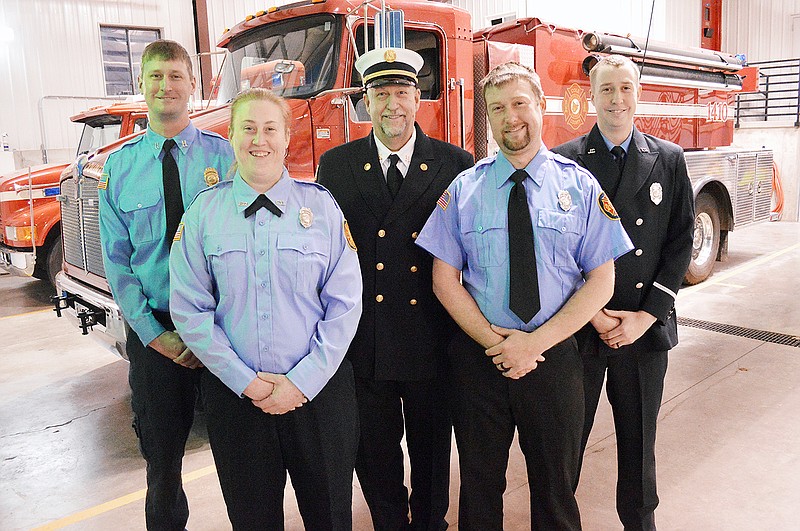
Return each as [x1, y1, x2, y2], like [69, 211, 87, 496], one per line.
[244, 372, 308, 415]
[485, 324, 546, 380]
[592, 308, 656, 349]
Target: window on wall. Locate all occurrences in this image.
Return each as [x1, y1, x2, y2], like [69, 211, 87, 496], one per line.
[100, 26, 161, 95]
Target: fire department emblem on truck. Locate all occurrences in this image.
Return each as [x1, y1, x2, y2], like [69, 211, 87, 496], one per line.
[562, 83, 588, 130]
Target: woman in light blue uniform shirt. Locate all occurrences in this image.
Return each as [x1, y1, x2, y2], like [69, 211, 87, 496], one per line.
[169, 88, 363, 530]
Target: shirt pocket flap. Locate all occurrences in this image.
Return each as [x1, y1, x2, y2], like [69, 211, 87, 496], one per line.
[462, 212, 507, 235]
[537, 210, 582, 235]
[204, 233, 247, 257]
[119, 188, 161, 213]
[276, 233, 327, 256]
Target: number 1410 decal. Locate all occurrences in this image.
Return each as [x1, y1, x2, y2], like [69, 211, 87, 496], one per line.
[707, 101, 729, 122]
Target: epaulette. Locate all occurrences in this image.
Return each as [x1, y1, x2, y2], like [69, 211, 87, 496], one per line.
[298, 179, 341, 210]
[199, 129, 228, 141]
[474, 154, 496, 170]
[117, 134, 145, 149]
[186, 178, 232, 209]
[550, 152, 581, 168]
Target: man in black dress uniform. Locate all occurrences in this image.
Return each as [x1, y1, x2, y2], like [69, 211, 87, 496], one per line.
[317, 46, 473, 530]
[553, 54, 695, 530]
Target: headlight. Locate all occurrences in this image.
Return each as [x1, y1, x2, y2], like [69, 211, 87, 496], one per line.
[5, 225, 33, 242]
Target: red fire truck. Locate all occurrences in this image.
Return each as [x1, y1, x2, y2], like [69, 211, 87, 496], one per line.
[53, 0, 772, 358]
[0, 101, 147, 285]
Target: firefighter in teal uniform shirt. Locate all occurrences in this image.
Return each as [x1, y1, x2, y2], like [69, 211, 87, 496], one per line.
[98, 40, 233, 530]
[169, 88, 362, 529]
[416, 62, 633, 530]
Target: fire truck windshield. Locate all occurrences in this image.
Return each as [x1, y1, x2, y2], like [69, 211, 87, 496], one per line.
[217, 13, 340, 102]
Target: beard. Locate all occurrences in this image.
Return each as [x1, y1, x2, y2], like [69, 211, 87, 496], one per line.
[379, 118, 409, 139]
[501, 128, 531, 152]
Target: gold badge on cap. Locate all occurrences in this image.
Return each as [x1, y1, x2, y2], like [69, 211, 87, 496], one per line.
[558, 190, 573, 211]
[650, 182, 663, 205]
[420, 163, 428, 171]
[364, 163, 371, 171]
[204, 167, 219, 186]
[299, 207, 314, 229]
[384, 49, 397, 62]
[344, 219, 357, 251]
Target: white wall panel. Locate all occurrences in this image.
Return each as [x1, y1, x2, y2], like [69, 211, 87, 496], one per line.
[724, 0, 800, 62]
[0, 0, 196, 166]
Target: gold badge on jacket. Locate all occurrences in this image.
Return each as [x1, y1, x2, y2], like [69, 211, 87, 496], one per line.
[650, 182, 663, 205]
[204, 167, 219, 186]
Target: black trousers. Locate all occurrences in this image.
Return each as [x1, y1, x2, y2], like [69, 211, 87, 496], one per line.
[579, 337, 668, 531]
[127, 317, 200, 531]
[354, 377, 452, 531]
[202, 360, 359, 531]
[448, 330, 583, 531]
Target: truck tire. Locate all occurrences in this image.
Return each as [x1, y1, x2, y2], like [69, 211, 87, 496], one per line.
[46, 234, 64, 287]
[685, 193, 720, 285]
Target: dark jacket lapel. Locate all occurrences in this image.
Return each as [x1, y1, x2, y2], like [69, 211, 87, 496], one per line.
[351, 133, 393, 221]
[384, 124, 440, 225]
[615, 127, 658, 204]
[577, 126, 619, 196]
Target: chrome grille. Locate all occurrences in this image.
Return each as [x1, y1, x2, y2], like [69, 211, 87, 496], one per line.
[60, 177, 85, 269]
[80, 183, 106, 277]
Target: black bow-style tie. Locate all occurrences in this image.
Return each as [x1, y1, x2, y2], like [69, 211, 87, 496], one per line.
[244, 194, 282, 218]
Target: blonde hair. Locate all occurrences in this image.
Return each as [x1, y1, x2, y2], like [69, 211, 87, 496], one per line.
[227, 88, 292, 178]
[589, 54, 641, 89]
[479, 62, 544, 102]
[229, 88, 291, 131]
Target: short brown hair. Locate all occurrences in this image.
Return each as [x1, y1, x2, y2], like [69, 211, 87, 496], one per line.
[479, 62, 544, 101]
[589, 54, 640, 89]
[141, 39, 193, 77]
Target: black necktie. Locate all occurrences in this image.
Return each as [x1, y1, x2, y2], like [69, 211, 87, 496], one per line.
[611, 145, 626, 175]
[244, 194, 283, 218]
[508, 169, 540, 323]
[161, 139, 183, 243]
[386, 154, 402, 199]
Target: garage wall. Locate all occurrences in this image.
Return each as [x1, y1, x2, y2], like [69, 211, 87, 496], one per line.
[723, 0, 800, 61]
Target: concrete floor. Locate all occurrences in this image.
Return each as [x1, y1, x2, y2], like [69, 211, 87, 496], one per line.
[1, 221, 798, 531]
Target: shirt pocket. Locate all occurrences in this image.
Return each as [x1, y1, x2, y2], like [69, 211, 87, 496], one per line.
[537, 210, 582, 267]
[204, 233, 248, 295]
[276, 233, 329, 291]
[461, 212, 508, 268]
[119, 188, 162, 244]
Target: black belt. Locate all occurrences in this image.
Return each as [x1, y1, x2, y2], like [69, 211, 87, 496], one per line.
[152, 310, 176, 332]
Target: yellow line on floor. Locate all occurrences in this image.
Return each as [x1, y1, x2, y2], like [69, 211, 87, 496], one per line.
[30, 465, 218, 530]
[0, 308, 51, 320]
[679, 242, 800, 298]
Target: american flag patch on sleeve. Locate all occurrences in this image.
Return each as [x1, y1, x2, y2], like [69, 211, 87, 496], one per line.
[436, 190, 451, 211]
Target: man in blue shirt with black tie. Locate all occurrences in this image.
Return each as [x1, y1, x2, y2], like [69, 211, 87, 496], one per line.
[417, 62, 632, 530]
[98, 40, 233, 530]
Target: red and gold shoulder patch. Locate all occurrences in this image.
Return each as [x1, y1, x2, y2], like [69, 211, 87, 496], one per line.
[344, 219, 357, 251]
[598, 192, 619, 220]
[436, 190, 451, 211]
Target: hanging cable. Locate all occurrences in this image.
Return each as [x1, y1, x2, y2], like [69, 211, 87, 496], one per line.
[639, 0, 657, 79]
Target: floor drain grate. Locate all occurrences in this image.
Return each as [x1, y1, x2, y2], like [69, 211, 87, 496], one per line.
[677, 317, 800, 348]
